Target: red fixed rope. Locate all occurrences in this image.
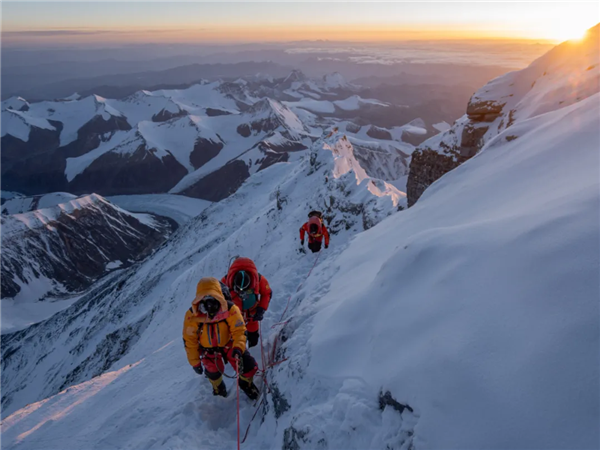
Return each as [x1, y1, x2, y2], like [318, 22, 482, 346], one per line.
[241, 251, 322, 445]
[236, 358, 241, 450]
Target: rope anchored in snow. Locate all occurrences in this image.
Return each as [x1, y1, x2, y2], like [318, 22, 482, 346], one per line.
[241, 252, 322, 444]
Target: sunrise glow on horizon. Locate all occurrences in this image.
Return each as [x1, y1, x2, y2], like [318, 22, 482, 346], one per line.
[2, 1, 599, 46]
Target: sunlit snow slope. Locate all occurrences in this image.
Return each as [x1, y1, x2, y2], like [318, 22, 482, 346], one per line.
[2, 41, 599, 450]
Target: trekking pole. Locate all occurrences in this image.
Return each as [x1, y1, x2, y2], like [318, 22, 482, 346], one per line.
[236, 357, 241, 450]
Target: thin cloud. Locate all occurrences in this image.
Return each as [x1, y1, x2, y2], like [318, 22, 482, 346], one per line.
[2, 29, 188, 37]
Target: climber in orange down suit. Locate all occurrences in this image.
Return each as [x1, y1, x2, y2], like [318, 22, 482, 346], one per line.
[222, 257, 272, 348]
[300, 211, 329, 253]
[182, 277, 259, 399]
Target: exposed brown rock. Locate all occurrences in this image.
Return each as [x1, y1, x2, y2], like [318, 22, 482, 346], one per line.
[406, 147, 468, 207]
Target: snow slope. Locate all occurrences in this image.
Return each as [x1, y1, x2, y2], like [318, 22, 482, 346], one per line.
[1, 192, 77, 215]
[0, 131, 399, 422]
[1, 194, 173, 306]
[304, 94, 600, 450]
[3, 89, 597, 448]
[106, 194, 212, 225]
[2, 88, 598, 450]
[407, 24, 599, 206]
[3, 39, 599, 449]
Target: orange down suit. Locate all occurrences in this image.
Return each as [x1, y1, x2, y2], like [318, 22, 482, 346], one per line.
[182, 277, 247, 367]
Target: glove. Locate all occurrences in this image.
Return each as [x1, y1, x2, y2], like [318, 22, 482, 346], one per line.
[231, 347, 243, 361]
[300, 239, 304, 246]
[252, 307, 265, 321]
[192, 363, 203, 375]
[231, 347, 243, 372]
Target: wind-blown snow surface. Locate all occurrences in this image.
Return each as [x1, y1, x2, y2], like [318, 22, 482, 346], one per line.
[0, 133, 398, 424]
[106, 194, 211, 225]
[2, 97, 598, 449]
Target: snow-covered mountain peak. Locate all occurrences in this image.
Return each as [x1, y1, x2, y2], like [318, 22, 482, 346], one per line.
[243, 97, 307, 136]
[322, 71, 350, 89]
[321, 130, 404, 207]
[3, 193, 153, 237]
[283, 69, 307, 83]
[0, 109, 56, 142]
[408, 24, 600, 206]
[1, 193, 174, 305]
[1, 96, 30, 112]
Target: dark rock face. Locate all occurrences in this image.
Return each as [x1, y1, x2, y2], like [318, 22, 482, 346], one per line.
[2, 114, 133, 195]
[189, 137, 224, 170]
[258, 151, 289, 172]
[61, 115, 132, 159]
[181, 160, 250, 202]
[460, 123, 489, 157]
[1, 120, 63, 166]
[1, 121, 66, 194]
[366, 125, 392, 140]
[69, 145, 188, 195]
[205, 108, 232, 117]
[151, 107, 187, 123]
[237, 123, 252, 137]
[466, 99, 505, 121]
[407, 94, 507, 206]
[1, 196, 173, 300]
[345, 122, 361, 133]
[406, 147, 468, 207]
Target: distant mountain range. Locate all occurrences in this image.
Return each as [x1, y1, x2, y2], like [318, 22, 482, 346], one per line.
[2, 71, 426, 201]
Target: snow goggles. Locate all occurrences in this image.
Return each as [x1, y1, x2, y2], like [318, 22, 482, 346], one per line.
[198, 296, 219, 314]
[233, 271, 251, 292]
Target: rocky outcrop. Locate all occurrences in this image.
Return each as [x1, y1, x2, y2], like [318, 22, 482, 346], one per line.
[366, 125, 392, 140]
[180, 160, 250, 202]
[189, 137, 224, 170]
[466, 99, 505, 122]
[406, 146, 467, 207]
[406, 91, 504, 206]
[151, 107, 187, 123]
[69, 145, 188, 195]
[62, 114, 132, 158]
[1, 194, 174, 300]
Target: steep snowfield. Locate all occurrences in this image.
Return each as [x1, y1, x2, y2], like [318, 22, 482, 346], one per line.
[0, 109, 56, 142]
[2, 86, 598, 448]
[418, 25, 599, 158]
[304, 94, 600, 449]
[407, 25, 599, 207]
[106, 194, 212, 225]
[0, 132, 398, 424]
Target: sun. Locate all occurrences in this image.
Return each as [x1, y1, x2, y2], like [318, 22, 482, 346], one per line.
[552, 20, 590, 42]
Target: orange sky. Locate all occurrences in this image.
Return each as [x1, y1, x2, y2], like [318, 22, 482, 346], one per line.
[3, 2, 599, 45]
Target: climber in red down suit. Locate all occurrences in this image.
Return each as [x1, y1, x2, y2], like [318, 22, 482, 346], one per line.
[300, 211, 330, 253]
[222, 257, 272, 348]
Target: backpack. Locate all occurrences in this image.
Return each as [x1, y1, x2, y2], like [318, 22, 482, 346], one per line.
[308, 215, 322, 235]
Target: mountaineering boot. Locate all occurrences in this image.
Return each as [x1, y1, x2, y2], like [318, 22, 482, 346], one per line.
[209, 376, 228, 397]
[239, 375, 260, 400]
